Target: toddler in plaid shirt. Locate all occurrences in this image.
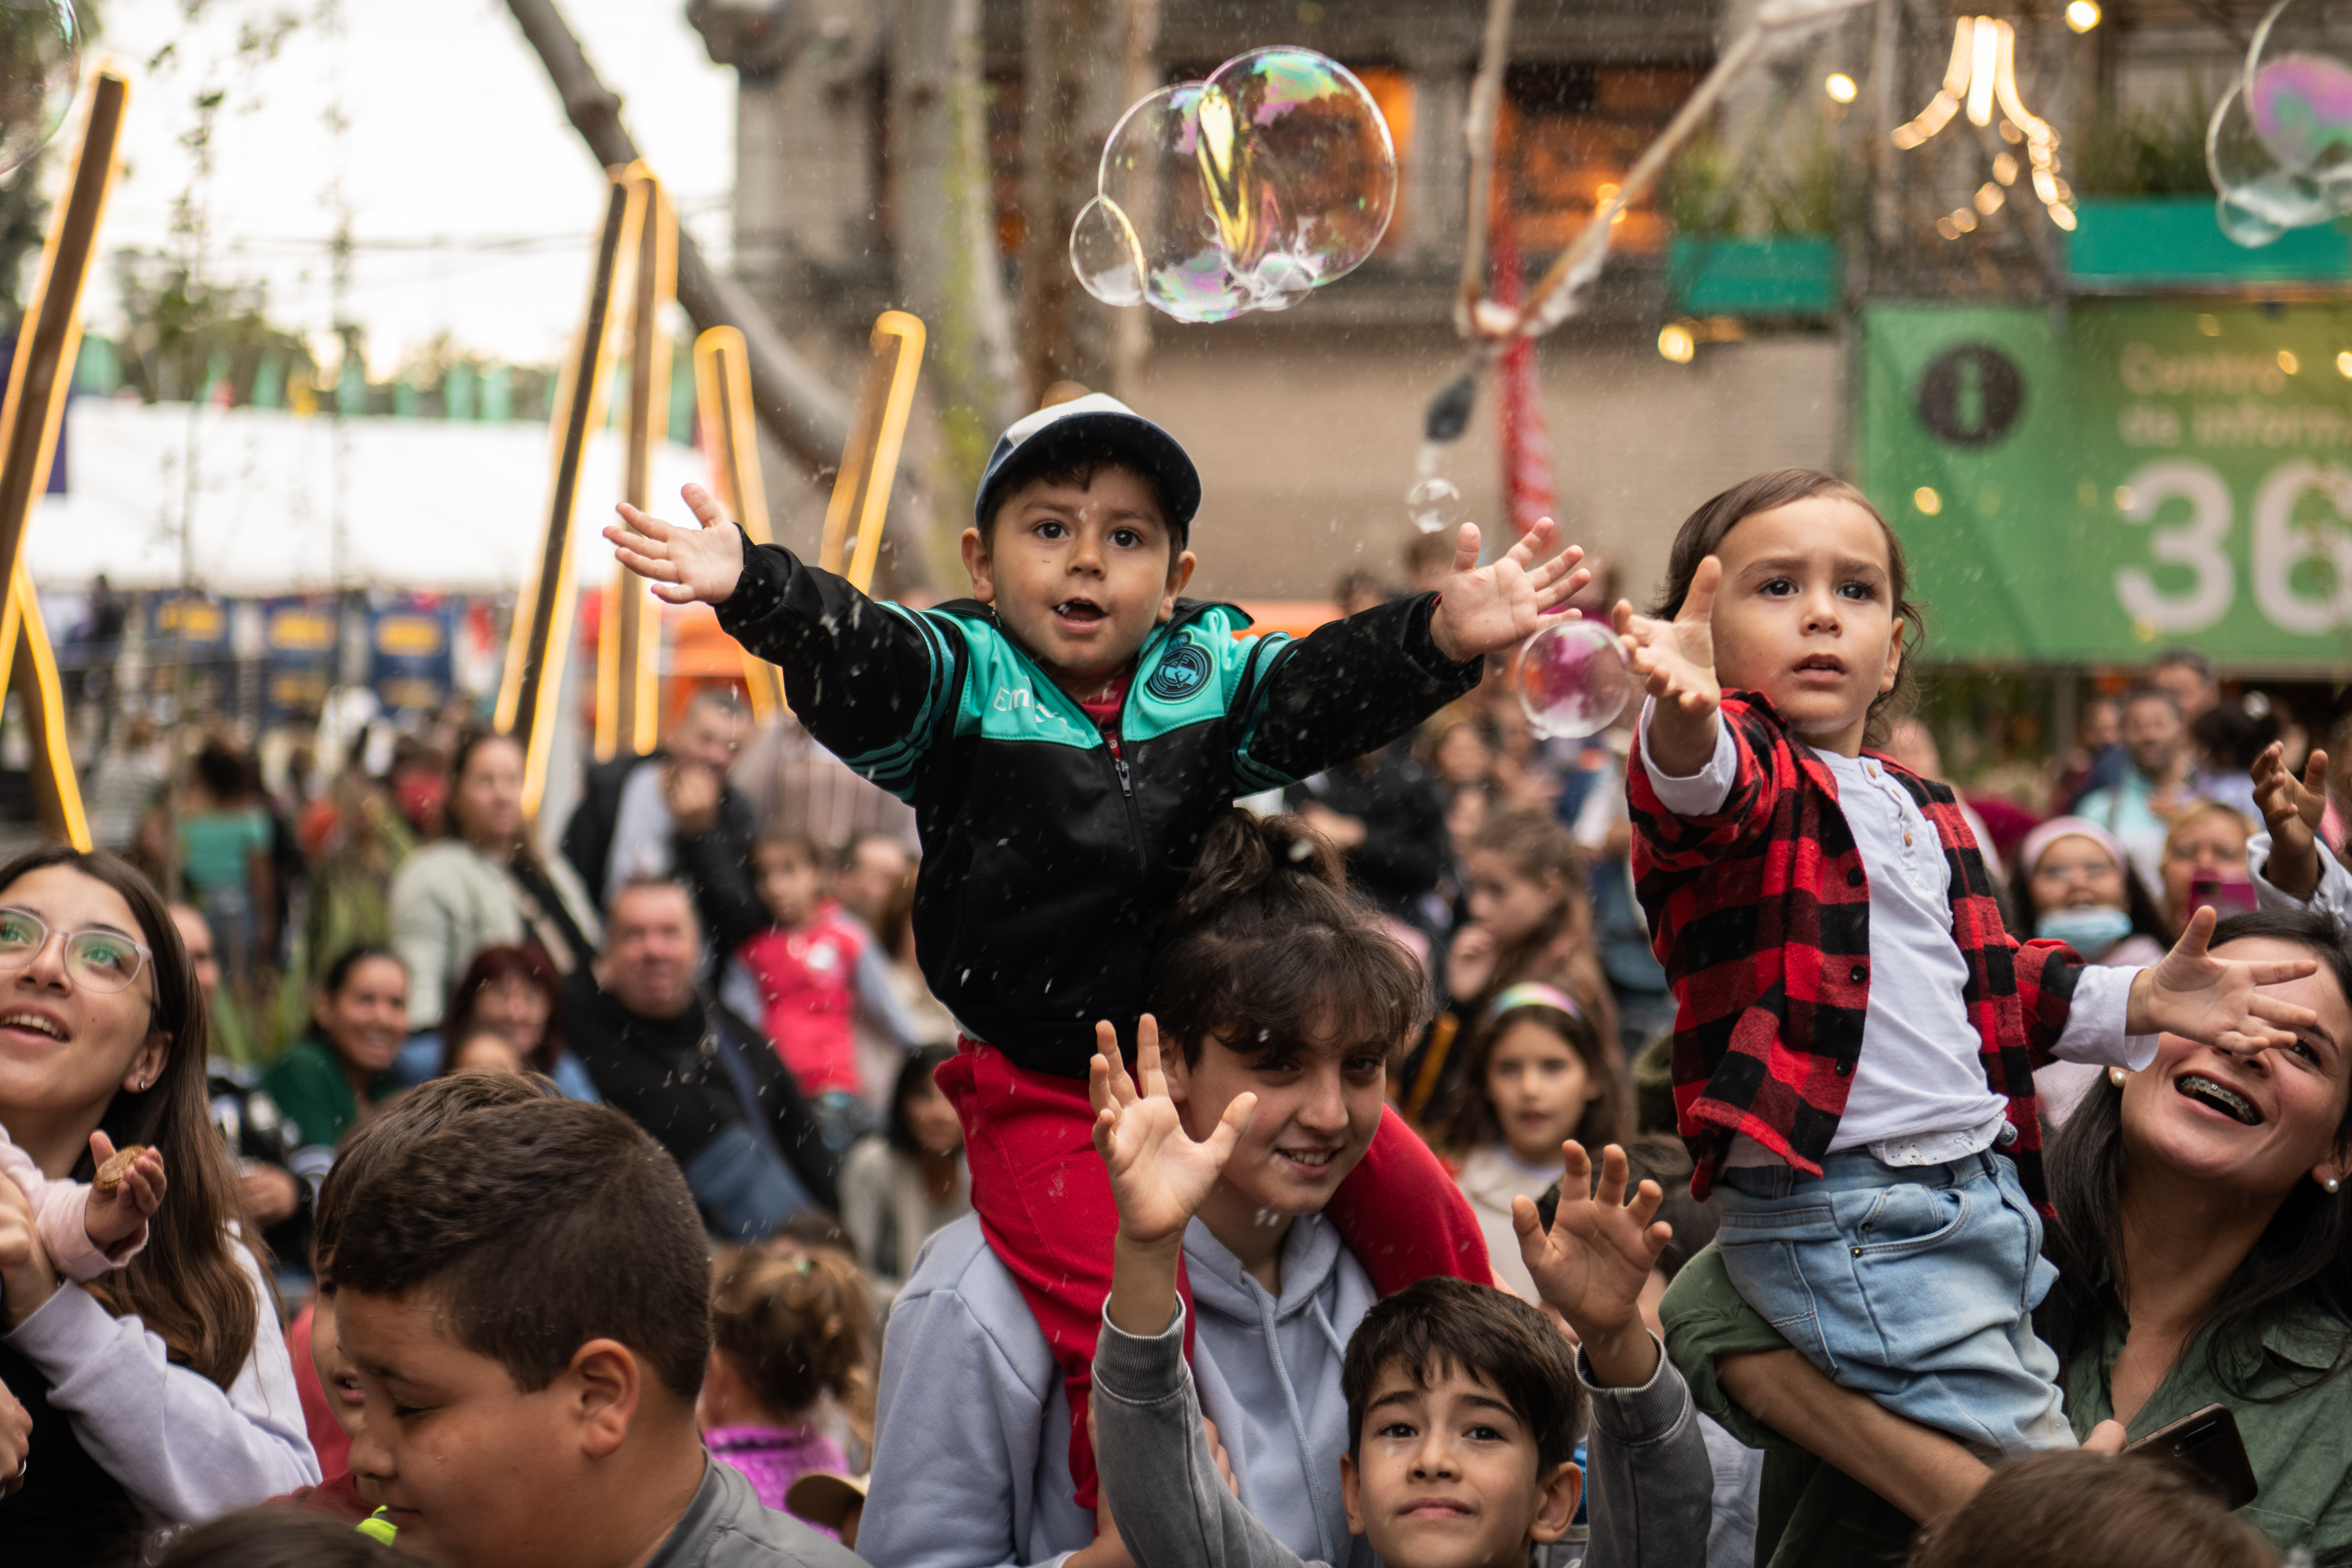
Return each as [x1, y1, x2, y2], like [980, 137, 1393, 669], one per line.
[1613, 469, 2318, 1453]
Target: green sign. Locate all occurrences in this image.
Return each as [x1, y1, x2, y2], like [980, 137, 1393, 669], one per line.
[1860, 301, 2352, 668]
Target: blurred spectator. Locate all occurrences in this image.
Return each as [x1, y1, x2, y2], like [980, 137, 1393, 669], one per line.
[565, 877, 837, 1238]
[180, 742, 277, 987]
[566, 690, 763, 952]
[2152, 645, 2222, 722]
[297, 757, 416, 972]
[2052, 694, 2122, 814]
[837, 1044, 971, 1288]
[1480, 674, 1566, 810]
[1428, 718, 1497, 795]
[833, 833, 913, 933]
[176, 901, 310, 1278]
[441, 1029, 528, 1076]
[2074, 688, 2199, 889]
[702, 1246, 877, 1525]
[2005, 818, 2169, 1123]
[86, 712, 169, 857]
[437, 943, 597, 1101]
[262, 946, 409, 1185]
[731, 714, 919, 857]
[1333, 569, 1392, 618]
[387, 731, 600, 1078]
[854, 858, 956, 1112]
[2158, 800, 2256, 933]
[1885, 717, 2013, 873]
[2189, 695, 2278, 820]
[1565, 728, 1673, 1053]
[385, 739, 448, 839]
[1285, 741, 1451, 949]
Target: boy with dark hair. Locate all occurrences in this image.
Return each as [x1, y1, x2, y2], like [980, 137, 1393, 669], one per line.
[1086, 1030, 1713, 1568]
[331, 1098, 862, 1568]
[610, 393, 1590, 1520]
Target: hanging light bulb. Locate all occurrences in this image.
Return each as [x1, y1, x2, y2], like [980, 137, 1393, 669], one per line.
[1892, 16, 2075, 231]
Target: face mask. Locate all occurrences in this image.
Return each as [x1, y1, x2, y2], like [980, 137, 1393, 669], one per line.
[2036, 906, 2133, 956]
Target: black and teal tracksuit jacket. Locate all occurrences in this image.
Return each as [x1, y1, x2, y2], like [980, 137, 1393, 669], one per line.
[715, 539, 1484, 1078]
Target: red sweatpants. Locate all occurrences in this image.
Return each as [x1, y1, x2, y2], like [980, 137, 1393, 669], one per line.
[933, 1037, 1493, 1513]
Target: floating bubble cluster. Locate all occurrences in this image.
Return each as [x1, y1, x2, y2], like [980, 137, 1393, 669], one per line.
[1069, 47, 1397, 324]
[2209, 0, 2352, 246]
[1515, 620, 1632, 741]
[0, 0, 76, 180]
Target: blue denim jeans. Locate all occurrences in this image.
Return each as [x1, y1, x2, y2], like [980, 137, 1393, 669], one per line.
[1714, 1147, 2074, 1453]
[684, 1121, 817, 1243]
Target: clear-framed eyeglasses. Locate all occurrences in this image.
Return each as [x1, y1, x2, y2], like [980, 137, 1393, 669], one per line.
[0, 907, 152, 993]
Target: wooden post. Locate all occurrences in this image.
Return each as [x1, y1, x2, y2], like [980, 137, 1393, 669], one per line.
[691, 327, 789, 722]
[0, 70, 131, 849]
[597, 169, 674, 762]
[816, 311, 927, 594]
[494, 165, 646, 821]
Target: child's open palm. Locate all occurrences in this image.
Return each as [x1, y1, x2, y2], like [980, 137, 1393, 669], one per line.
[1613, 555, 1722, 720]
[606, 483, 747, 607]
[2252, 740, 2329, 899]
[1426, 518, 1590, 663]
[1089, 1016, 1256, 1249]
[1512, 1142, 1669, 1342]
[2132, 905, 2321, 1053]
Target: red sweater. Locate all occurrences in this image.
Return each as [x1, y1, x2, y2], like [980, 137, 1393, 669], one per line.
[735, 904, 866, 1096]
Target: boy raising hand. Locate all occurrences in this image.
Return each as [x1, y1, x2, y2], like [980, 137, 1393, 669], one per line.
[610, 394, 1588, 1519]
[1087, 1018, 1712, 1568]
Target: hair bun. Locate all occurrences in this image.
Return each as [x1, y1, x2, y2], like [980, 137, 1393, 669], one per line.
[1161, 810, 1345, 944]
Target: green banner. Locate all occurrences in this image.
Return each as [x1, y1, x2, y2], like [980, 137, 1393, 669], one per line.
[1860, 300, 2352, 669]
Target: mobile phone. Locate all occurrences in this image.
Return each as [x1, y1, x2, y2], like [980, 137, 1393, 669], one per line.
[2190, 875, 2260, 920]
[2125, 1403, 2259, 1511]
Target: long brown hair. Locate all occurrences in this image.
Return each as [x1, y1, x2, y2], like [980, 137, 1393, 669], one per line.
[1441, 996, 1627, 1157]
[1650, 468, 1926, 743]
[0, 846, 258, 1387]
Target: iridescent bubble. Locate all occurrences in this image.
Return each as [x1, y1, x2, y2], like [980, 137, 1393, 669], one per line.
[1406, 475, 1466, 535]
[1073, 47, 1396, 324]
[0, 0, 78, 180]
[2210, 77, 2331, 245]
[1515, 619, 1632, 741]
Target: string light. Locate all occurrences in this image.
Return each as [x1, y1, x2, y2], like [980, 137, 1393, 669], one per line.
[1892, 16, 2075, 231]
[2065, 0, 2101, 32]
[1825, 72, 1859, 103]
[1657, 322, 1697, 363]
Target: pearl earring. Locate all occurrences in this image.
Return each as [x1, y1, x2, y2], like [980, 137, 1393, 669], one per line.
[2109, 1067, 2129, 1087]
[2328, 1178, 2342, 1195]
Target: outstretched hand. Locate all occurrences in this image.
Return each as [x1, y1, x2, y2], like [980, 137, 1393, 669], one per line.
[1512, 1142, 1669, 1390]
[1613, 556, 1722, 776]
[606, 482, 746, 607]
[1091, 1016, 1254, 1250]
[2129, 905, 2320, 1052]
[2252, 740, 2330, 901]
[1426, 517, 1590, 663]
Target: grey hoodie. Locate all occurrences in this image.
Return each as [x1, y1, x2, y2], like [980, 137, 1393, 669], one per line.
[1092, 1305, 1715, 1568]
[860, 1211, 1377, 1568]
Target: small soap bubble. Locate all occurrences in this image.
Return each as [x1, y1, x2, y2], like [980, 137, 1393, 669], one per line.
[0, 0, 79, 180]
[1072, 46, 1396, 323]
[1514, 619, 1632, 740]
[1406, 476, 1466, 535]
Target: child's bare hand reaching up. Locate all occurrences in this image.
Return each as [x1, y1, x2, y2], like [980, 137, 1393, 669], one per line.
[2252, 739, 2330, 900]
[1090, 1014, 1256, 1335]
[85, 1131, 164, 1258]
[1512, 1142, 1670, 1390]
[1426, 517, 1590, 663]
[606, 483, 746, 607]
[1613, 555, 1722, 777]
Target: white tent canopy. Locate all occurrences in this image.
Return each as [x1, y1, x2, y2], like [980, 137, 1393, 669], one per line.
[24, 400, 712, 595]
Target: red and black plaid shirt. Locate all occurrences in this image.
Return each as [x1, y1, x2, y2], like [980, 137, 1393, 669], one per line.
[1628, 692, 2082, 1210]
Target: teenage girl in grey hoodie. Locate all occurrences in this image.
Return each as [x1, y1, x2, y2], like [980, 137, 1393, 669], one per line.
[860, 814, 1704, 1568]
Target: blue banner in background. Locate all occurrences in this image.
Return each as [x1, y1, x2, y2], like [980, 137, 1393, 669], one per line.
[263, 596, 340, 724]
[147, 593, 230, 660]
[371, 594, 455, 713]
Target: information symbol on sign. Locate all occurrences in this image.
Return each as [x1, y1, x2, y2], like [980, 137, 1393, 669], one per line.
[1916, 345, 2026, 448]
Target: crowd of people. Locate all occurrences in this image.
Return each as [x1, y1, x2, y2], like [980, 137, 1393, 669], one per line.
[0, 393, 2344, 1568]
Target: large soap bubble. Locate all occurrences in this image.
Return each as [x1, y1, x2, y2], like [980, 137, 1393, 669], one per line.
[2209, 0, 2352, 245]
[1514, 619, 1632, 741]
[0, 0, 78, 180]
[1071, 47, 1396, 324]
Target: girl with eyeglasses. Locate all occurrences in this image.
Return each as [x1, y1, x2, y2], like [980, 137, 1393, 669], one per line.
[0, 847, 318, 1565]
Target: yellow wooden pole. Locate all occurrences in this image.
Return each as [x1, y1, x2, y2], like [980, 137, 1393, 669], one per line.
[0, 68, 130, 849]
[495, 163, 647, 820]
[597, 170, 674, 761]
[691, 326, 789, 722]
[817, 311, 927, 593]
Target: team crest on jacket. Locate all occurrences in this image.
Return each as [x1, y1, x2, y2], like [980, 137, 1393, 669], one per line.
[1145, 636, 1211, 702]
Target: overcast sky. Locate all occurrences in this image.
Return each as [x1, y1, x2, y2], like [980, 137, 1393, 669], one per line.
[73, 0, 738, 372]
